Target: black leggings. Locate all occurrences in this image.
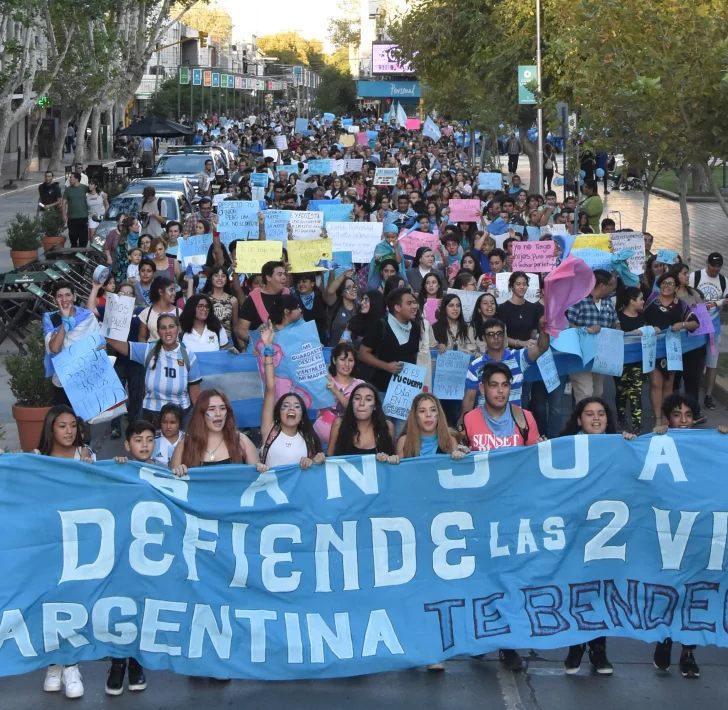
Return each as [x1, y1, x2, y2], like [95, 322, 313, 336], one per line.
[544, 168, 554, 192]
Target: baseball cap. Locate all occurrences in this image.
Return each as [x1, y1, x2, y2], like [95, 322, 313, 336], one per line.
[216, 169, 225, 176]
[708, 252, 723, 265]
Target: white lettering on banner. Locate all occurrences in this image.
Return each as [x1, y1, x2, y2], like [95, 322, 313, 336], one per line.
[307, 612, 354, 663]
[708, 512, 728, 571]
[638, 436, 687, 482]
[583, 500, 630, 562]
[59, 508, 115, 583]
[130, 502, 175, 576]
[261, 523, 302, 592]
[315, 522, 360, 592]
[361, 610, 404, 657]
[542, 517, 566, 551]
[0, 609, 37, 657]
[140, 599, 187, 655]
[139, 467, 189, 501]
[235, 610, 277, 662]
[189, 604, 232, 659]
[325, 456, 379, 499]
[431, 512, 475, 581]
[537, 437, 590, 478]
[230, 522, 249, 588]
[371, 517, 416, 588]
[437, 453, 490, 489]
[92, 597, 138, 644]
[42, 603, 90, 652]
[284, 612, 304, 663]
[490, 522, 510, 557]
[183, 515, 219, 582]
[240, 470, 288, 506]
[653, 508, 699, 570]
[517, 519, 539, 555]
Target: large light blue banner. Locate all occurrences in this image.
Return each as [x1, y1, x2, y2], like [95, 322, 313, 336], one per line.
[1, 432, 727, 680]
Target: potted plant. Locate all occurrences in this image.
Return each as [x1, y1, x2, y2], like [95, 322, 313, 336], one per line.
[5, 321, 53, 451]
[5, 213, 41, 267]
[39, 208, 66, 251]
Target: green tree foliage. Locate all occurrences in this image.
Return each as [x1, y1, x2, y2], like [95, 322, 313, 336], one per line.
[316, 66, 357, 116]
[149, 77, 248, 120]
[173, 1, 233, 43]
[257, 32, 326, 73]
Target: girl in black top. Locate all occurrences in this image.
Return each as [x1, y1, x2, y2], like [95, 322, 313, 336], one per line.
[292, 272, 328, 344]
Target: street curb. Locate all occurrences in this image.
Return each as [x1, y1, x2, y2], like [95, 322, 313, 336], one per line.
[650, 187, 728, 203]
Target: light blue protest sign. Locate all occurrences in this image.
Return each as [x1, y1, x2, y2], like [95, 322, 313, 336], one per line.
[577, 328, 597, 365]
[367, 130, 379, 141]
[251, 319, 334, 409]
[433, 350, 471, 400]
[550, 328, 582, 356]
[318, 203, 354, 225]
[307, 160, 333, 176]
[4, 432, 728, 680]
[52, 333, 127, 421]
[217, 201, 259, 242]
[295, 118, 310, 134]
[478, 172, 503, 191]
[177, 233, 213, 267]
[264, 210, 292, 243]
[572, 248, 613, 271]
[641, 326, 657, 373]
[509, 223, 525, 236]
[591, 327, 624, 376]
[656, 249, 679, 265]
[323, 112, 335, 123]
[382, 362, 428, 419]
[526, 226, 541, 241]
[332, 250, 353, 277]
[309, 199, 340, 211]
[342, 117, 353, 127]
[250, 173, 269, 187]
[536, 348, 561, 393]
[665, 329, 683, 370]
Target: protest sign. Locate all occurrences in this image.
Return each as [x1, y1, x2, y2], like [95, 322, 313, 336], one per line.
[373, 168, 399, 186]
[329, 222, 383, 262]
[405, 118, 421, 130]
[541, 224, 567, 236]
[177, 233, 212, 267]
[263, 210, 292, 243]
[591, 328, 624, 376]
[101, 293, 135, 340]
[309, 199, 340, 211]
[355, 132, 368, 146]
[536, 348, 560, 393]
[295, 118, 309, 134]
[332, 251, 353, 277]
[382, 363, 427, 419]
[250, 173, 268, 188]
[577, 329, 598, 366]
[446, 288, 479, 322]
[236, 241, 283, 273]
[526, 226, 541, 241]
[217, 201, 259, 242]
[641, 326, 657, 373]
[331, 160, 346, 175]
[273, 135, 288, 151]
[344, 159, 364, 172]
[323, 112, 335, 123]
[433, 350, 471, 400]
[287, 239, 333, 273]
[251, 187, 266, 202]
[572, 235, 610, 252]
[425, 298, 439, 324]
[295, 180, 310, 197]
[399, 231, 440, 257]
[447, 199, 481, 223]
[478, 172, 503, 191]
[665, 329, 683, 370]
[317, 203, 354, 225]
[610, 232, 645, 275]
[52, 333, 127, 421]
[307, 159, 333, 176]
[689, 303, 715, 336]
[4, 434, 728, 680]
[339, 134, 356, 148]
[657, 248, 679, 265]
[441, 125, 453, 136]
[511, 241, 555, 272]
[571, 248, 612, 271]
[495, 272, 539, 304]
[289, 211, 323, 241]
[346, 125, 360, 134]
[263, 149, 279, 163]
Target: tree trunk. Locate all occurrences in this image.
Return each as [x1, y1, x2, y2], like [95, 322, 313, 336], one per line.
[0, 104, 13, 175]
[690, 164, 710, 194]
[706, 162, 728, 221]
[677, 164, 691, 264]
[21, 111, 44, 180]
[641, 183, 651, 233]
[74, 108, 92, 164]
[47, 108, 72, 173]
[519, 124, 539, 193]
[88, 107, 100, 163]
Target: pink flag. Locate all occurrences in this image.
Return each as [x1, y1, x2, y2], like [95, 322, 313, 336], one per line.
[543, 256, 596, 337]
[425, 298, 439, 324]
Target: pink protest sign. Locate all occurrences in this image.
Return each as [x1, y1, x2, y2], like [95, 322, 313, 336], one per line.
[511, 241, 556, 272]
[398, 230, 440, 256]
[356, 131, 368, 145]
[447, 199, 482, 223]
[688, 303, 715, 337]
[406, 118, 421, 130]
[425, 298, 439, 324]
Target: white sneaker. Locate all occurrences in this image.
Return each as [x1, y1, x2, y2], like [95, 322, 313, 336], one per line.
[62, 665, 84, 698]
[43, 665, 63, 692]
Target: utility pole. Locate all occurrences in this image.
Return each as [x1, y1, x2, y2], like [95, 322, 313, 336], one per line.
[536, 0, 544, 195]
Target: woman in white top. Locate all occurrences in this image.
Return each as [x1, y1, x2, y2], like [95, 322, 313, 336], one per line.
[138, 276, 181, 341]
[259, 321, 325, 469]
[86, 179, 108, 242]
[178, 293, 232, 353]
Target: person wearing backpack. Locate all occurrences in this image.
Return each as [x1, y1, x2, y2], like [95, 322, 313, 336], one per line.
[107, 313, 201, 426]
[138, 185, 167, 238]
[689, 252, 728, 411]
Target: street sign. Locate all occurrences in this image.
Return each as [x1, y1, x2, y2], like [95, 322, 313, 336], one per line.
[203, 71, 211, 87]
[221, 74, 228, 88]
[192, 68, 202, 86]
[235, 76, 242, 89]
[179, 67, 189, 84]
[212, 73, 220, 88]
[518, 65, 537, 105]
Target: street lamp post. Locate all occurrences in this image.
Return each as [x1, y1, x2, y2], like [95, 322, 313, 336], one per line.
[536, 0, 544, 194]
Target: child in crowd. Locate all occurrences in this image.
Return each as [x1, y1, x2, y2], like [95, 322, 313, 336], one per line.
[127, 248, 143, 283]
[108, 420, 153, 696]
[153, 403, 185, 468]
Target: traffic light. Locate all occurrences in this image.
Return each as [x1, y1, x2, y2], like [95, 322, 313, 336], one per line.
[199, 31, 208, 48]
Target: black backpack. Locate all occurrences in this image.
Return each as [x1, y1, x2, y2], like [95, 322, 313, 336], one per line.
[693, 269, 726, 295]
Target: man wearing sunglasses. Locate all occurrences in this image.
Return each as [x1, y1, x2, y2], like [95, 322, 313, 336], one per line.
[459, 315, 549, 428]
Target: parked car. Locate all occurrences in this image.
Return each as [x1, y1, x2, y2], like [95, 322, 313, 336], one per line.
[91, 189, 194, 246]
[126, 177, 196, 205]
[154, 148, 227, 191]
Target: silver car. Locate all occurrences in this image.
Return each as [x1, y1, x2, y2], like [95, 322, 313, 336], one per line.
[125, 177, 196, 205]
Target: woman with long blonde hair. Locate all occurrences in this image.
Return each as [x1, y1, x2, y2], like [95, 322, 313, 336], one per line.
[396, 393, 468, 460]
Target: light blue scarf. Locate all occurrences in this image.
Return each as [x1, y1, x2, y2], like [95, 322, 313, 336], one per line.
[482, 405, 515, 438]
[420, 434, 439, 456]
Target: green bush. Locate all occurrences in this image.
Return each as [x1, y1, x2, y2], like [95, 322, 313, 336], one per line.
[39, 207, 65, 238]
[5, 213, 41, 251]
[5, 322, 53, 407]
